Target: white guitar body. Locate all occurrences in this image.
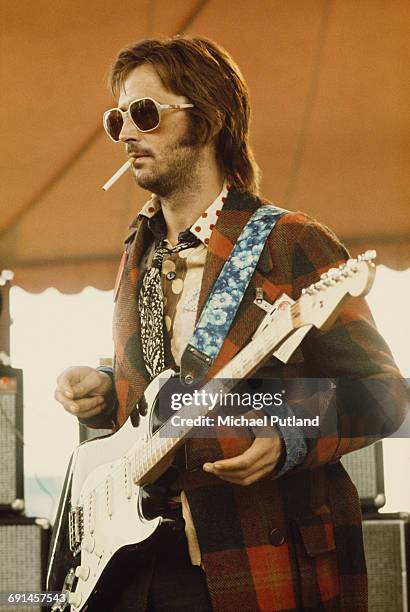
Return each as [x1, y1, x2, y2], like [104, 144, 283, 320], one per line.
[49, 369, 177, 611]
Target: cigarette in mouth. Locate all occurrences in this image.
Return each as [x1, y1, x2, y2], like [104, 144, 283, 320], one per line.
[102, 160, 132, 191]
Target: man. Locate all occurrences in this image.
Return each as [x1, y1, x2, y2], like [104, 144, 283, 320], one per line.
[55, 36, 406, 611]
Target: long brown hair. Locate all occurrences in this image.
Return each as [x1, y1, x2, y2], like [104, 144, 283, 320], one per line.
[109, 36, 260, 194]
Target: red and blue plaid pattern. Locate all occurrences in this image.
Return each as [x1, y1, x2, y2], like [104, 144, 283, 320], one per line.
[111, 188, 406, 611]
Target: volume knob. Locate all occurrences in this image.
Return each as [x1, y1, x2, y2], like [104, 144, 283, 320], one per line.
[81, 535, 95, 553]
[75, 565, 90, 581]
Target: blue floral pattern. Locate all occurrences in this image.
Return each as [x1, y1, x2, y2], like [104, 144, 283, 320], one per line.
[190, 206, 286, 360]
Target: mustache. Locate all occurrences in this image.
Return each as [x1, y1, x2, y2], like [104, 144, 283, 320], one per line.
[126, 145, 152, 157]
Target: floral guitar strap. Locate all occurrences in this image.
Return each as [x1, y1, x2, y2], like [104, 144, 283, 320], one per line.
[180, 205, 287, 384]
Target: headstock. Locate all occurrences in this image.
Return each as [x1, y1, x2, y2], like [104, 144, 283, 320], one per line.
[295, 250, 376, 330]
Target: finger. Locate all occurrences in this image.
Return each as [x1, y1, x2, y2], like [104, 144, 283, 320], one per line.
[60, 395, 105, 417]
[207, 465, 274, 487]
[204, 438, 273, 473]
[54, 388, 75, 411]
[74, 398, 107, 419]
[203, 459, 267, 482]
[55, 374, 75, 399]
[74, 395, 106, 415]
[70, 371, 104, 399]
[203, 455, 262, 477]
[203, 438, 283, 480]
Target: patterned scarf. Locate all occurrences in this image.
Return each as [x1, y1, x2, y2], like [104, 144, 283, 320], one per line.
[138, 231, 199, 379]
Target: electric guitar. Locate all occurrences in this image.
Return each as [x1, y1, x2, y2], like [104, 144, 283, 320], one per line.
[47, 251, 376, 611]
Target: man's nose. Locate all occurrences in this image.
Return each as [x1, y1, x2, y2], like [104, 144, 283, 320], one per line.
[119, 113, 140, 142]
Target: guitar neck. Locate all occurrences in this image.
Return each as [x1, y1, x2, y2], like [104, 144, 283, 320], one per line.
[133, 306, 295, 483]
[133, 250, 377, 483]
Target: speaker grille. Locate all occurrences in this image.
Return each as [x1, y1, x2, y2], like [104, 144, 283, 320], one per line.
[363, 519, 408, 612]
[341, 442, 384, 506]
[0, 370, 23, 510]
[0, 519, 49, 612]
[0, 394, 17, 503]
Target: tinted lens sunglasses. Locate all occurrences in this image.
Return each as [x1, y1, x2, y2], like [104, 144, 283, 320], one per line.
[103, 97, 194, 142]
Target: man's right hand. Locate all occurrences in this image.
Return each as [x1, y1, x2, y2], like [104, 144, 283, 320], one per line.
[54, 366, 113, 419]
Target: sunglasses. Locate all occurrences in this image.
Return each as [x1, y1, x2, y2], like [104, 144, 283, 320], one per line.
[103, 97, 194, 142]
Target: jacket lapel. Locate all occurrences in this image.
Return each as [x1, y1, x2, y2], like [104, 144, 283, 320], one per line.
[113, 216, 154, 426]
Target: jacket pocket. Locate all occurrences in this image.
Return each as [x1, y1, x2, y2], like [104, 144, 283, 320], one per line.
[291, 505, 340, 609]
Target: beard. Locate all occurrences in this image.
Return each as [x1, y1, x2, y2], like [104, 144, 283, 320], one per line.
[132, 130, 201, 197]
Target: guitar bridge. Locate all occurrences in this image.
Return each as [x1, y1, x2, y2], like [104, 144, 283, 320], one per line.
[69, 506, 84, 553]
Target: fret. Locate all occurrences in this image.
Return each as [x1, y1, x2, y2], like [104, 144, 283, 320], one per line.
[152, 436, 160, 462]
[142, 446, 149, 473]
[147, 437, 154, 467]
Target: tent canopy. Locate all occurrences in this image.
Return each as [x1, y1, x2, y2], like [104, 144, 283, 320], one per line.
[2, 0, 409, 293]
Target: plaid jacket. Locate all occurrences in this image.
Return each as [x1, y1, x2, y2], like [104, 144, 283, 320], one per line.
[110, 188, 406, 611]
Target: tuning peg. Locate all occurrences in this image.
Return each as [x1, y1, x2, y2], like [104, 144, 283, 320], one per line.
[345, 268, 355, 277]
[329, 268, 342, 279]
[363, 249, 376, 261]
[305, 285, 317, 295]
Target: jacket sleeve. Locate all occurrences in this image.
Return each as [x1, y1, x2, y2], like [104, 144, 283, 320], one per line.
[273, 216, 408, 471]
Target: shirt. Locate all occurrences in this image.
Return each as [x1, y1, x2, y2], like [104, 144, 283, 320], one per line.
[139, 184, 229, 366]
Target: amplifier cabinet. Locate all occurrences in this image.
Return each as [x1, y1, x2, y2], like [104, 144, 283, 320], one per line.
[0, 368, 24, 512]
[0, 515, 51, 612]
[341, 441, 385, 508]
[363, 514, 409, 612]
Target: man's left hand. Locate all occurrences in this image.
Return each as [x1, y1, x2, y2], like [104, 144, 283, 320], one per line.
[203, 435, 284, 486]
